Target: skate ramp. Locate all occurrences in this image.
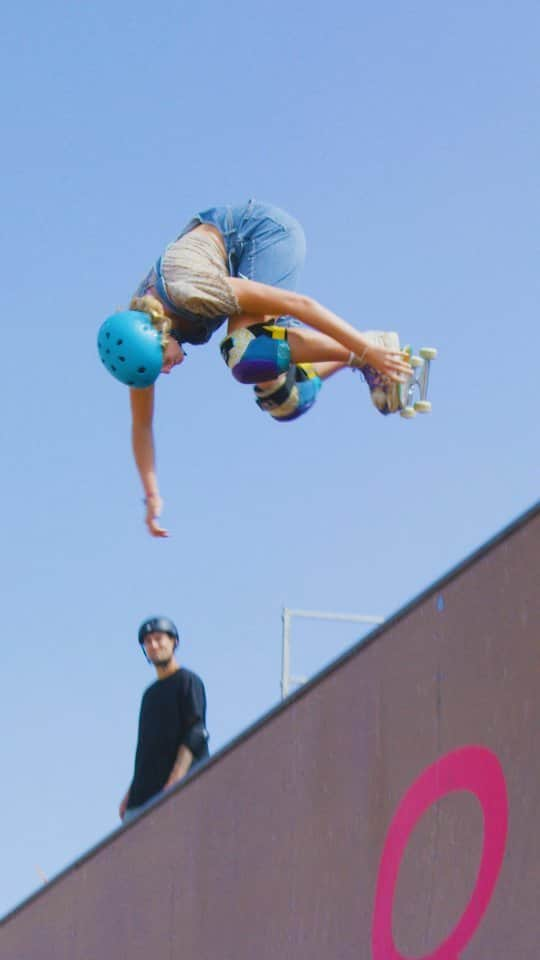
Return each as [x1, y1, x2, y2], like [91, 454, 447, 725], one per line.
[2, 502, 539, 959]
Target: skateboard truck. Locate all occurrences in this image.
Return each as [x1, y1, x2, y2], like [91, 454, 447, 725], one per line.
[399, 347, 437, 419]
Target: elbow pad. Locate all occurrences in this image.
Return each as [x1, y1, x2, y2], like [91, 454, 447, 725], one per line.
[183, 721, 209, 758]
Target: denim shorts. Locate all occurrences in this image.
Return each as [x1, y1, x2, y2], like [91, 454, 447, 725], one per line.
[136, 201, 307, 345]
[180, 199, 307, 292]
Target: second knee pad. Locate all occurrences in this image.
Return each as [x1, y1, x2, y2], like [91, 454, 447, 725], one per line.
[255, 363, 322, 421]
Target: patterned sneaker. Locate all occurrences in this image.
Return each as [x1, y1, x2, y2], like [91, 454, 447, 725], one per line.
[350, 331, 402, 415]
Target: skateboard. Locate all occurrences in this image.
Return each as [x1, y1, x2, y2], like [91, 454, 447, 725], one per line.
[398, 346, 437, 419]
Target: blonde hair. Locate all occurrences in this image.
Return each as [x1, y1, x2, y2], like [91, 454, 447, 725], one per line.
[129, 295, 172, 345]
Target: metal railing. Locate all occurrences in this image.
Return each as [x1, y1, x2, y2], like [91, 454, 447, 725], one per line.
[280, 607, 384, 699]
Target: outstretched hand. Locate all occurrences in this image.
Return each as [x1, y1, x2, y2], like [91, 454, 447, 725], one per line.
[363, 344, 411, 382]
[145, 493, 169, 538]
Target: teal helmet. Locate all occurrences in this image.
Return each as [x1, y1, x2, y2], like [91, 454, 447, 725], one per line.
[97, 310, 164, 388]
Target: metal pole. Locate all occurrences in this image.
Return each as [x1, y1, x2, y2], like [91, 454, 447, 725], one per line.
[281, 607, 291, 700]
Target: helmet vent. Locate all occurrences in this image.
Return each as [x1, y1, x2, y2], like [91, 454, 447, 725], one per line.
[111, 365, 117, 372]
[119, 356, 126, 362]
[106, 331, 110, 339]
[138, 366, 146, 373]
[117, 339, 123, 345]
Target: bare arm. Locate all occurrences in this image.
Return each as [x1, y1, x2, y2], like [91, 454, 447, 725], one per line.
[129, 386, 168, 538]
[227, 278, 411, 380]
[119, 787, 130, 820]
[164, 744, 194, 789]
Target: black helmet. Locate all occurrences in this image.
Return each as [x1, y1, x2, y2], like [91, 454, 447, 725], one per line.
[138, 616, 179, 648]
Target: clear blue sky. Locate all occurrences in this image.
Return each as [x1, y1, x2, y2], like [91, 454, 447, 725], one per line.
[1, 0, 538, 918]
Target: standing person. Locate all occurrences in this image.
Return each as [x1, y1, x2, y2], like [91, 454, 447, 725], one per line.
[98, 199, 413, 537]
[119, 617, 209, 824]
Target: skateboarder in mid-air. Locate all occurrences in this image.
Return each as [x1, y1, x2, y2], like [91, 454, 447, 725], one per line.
[98, 200, 418, 538]
[119, 617, 209, 824]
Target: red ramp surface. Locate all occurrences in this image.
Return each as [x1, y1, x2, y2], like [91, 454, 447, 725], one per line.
[2, 503, 539, 959]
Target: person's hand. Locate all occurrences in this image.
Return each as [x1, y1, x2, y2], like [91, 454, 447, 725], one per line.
[144, 493, 169, 538]
[363, 343, 412, 382]
[119, 792, 129, 821]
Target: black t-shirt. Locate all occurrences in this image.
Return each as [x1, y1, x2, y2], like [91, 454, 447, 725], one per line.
[127, 668, 209, 809]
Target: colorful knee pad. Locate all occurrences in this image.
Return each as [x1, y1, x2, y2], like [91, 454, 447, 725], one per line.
[221, 323, 321, 421]
[220, 324, 291, 384]
[254, 363, 322, 421]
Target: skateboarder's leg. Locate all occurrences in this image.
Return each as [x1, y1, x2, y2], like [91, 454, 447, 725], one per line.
[286, 326, 350, 364]
[310, 360, 348, 380]
[220, 323, 406, 419]
[220, 322, 352, 384]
